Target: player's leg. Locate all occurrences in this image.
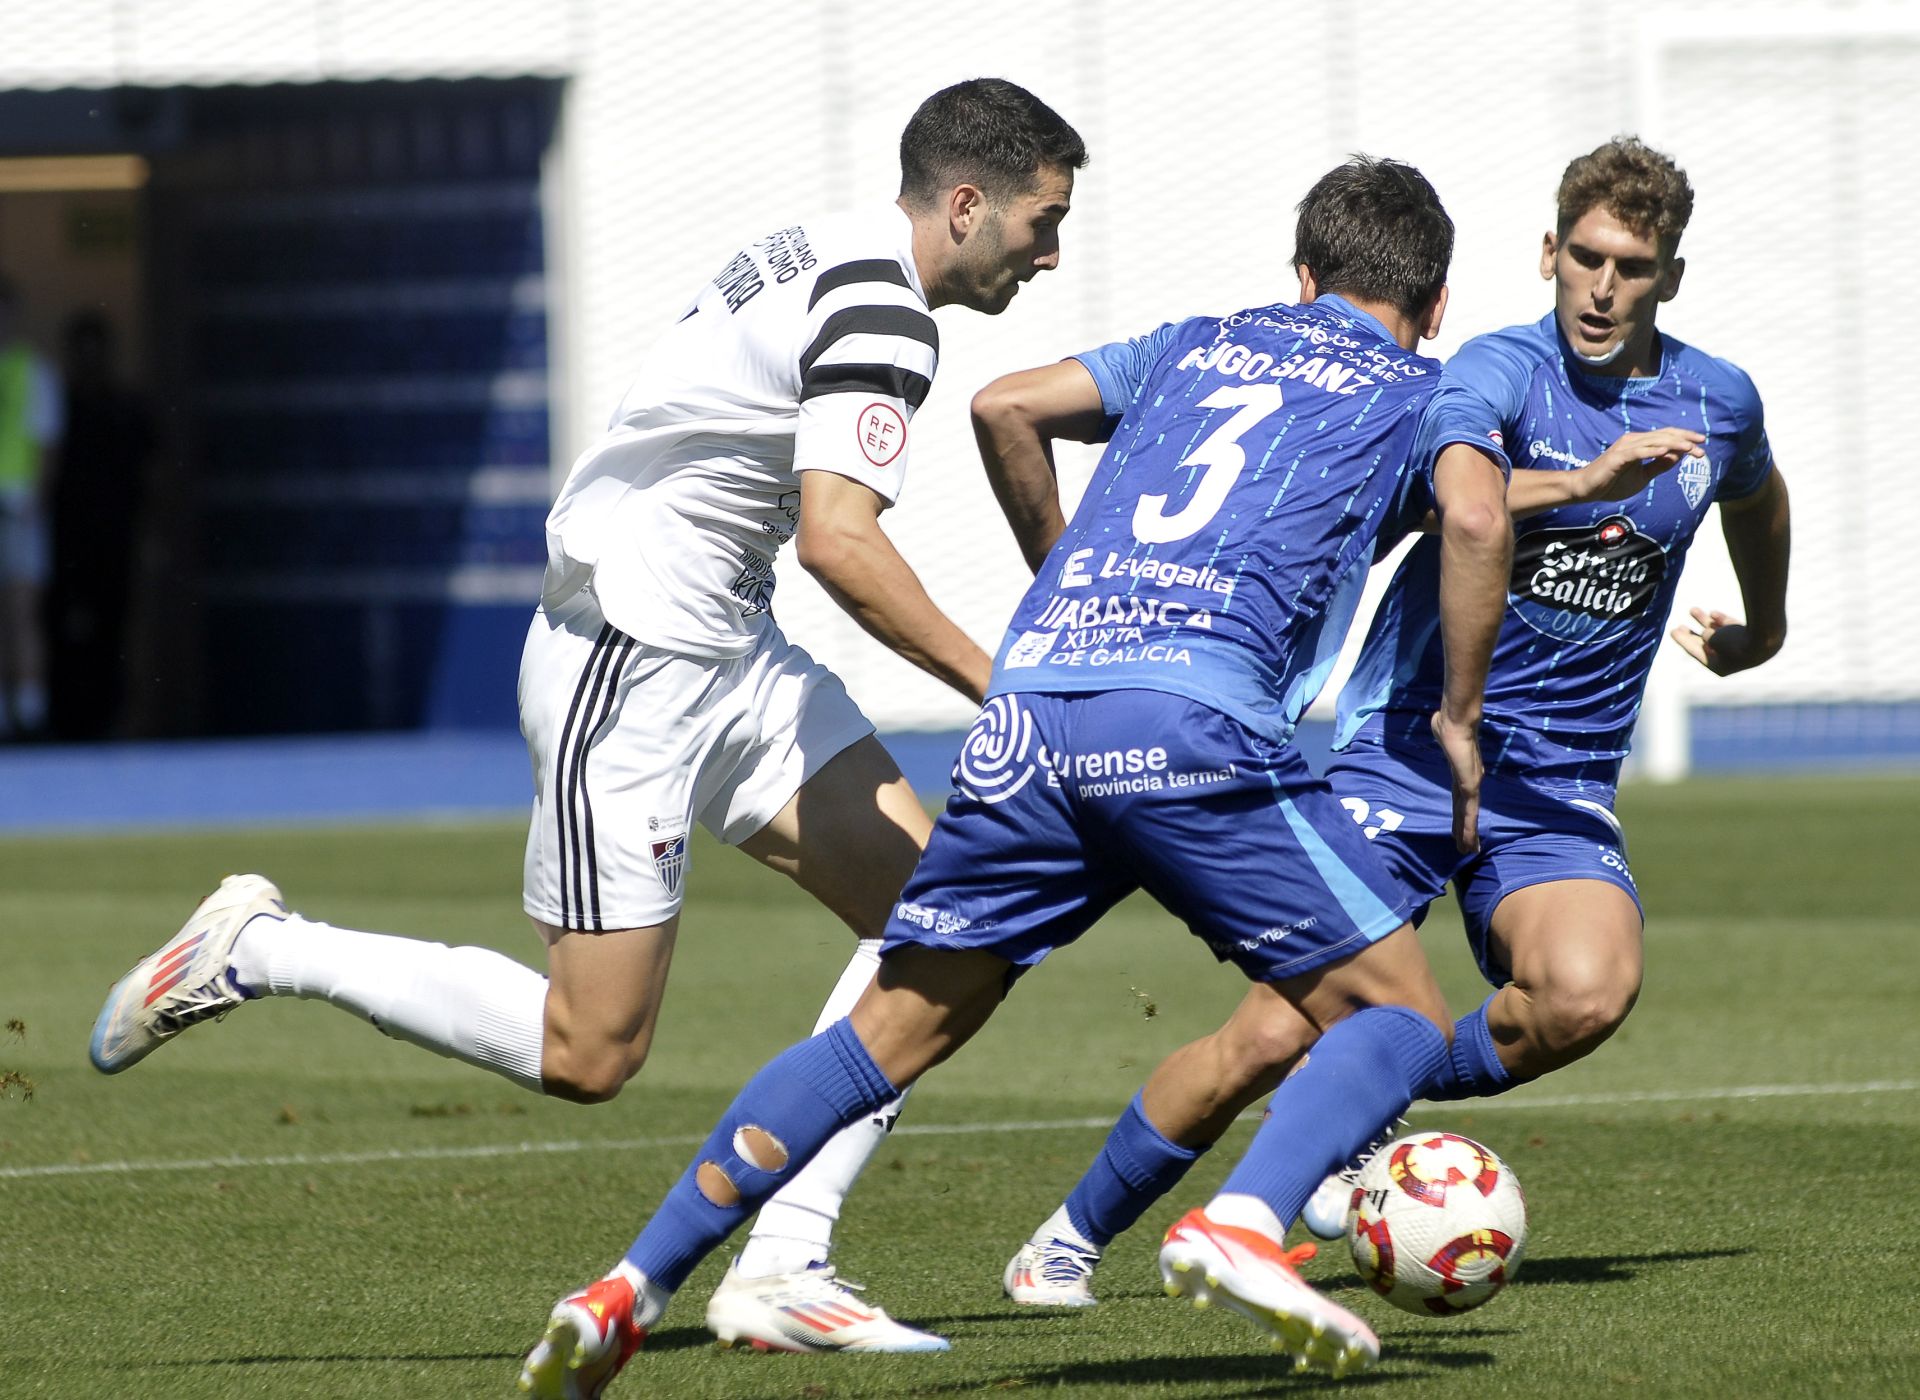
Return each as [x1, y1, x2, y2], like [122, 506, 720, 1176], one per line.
[91, 597, 685, 1099]
[1064, 697, 1444, 1371]
[669, 627, 945, 1347]
[1006, 980, 1316, 1306]
[523, 697, 1115, 1388]
[728, 735, 930, 1282]
[1428, 805, 1644, 1098]
[1159, 922, 1451, 1376]
[1447, 876, 1643, 1091]
[1009, 731, 1458, 1301]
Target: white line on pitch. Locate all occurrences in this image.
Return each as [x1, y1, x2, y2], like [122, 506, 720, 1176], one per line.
[1, 1081, 1913, 1183]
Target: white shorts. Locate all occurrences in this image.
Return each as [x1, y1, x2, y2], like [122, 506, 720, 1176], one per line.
[519, 589, 874, 931]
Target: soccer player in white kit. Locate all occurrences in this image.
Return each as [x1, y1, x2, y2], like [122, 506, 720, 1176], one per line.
[89, 78, 1087, 1356]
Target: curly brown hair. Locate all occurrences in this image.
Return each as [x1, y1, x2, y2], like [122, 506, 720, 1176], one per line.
[1555, 137, 1694, 248]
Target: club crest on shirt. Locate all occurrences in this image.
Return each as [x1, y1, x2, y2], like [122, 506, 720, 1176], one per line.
[1677, 454, 1711, 508]
[650, 835, 687, 897]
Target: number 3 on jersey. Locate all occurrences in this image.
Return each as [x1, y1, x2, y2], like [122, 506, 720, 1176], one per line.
[1131, 384, 1286, 544]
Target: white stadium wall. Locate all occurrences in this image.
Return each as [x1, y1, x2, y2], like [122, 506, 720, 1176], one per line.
[4, 0, 1918, 761]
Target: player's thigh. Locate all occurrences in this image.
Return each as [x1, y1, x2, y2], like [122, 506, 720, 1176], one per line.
[1276, 919, 1451, 1040]
[737, 734, 931, 939]
[1457, 812, 1645, 992]
[1082, 694, 1416, 987]
[538, 915, 680, 1056]
[1485, 878, 1645, 1006]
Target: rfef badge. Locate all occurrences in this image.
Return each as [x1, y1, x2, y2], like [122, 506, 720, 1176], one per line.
[857, 402, 906, 467]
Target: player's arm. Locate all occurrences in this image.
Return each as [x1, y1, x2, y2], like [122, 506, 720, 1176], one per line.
[970, 360, 1109, 572]
[1506, 428, 1707, 519]
[1670, 466, 1790, 675]
[1429, 442, 1512, 854]
[796, 469, 993, 702]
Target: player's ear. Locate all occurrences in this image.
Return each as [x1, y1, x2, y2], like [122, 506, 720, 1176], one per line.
[1421, 284, 1449, 342]
[1539, 232, 1557, 281]
[1295, 263, 1319, 302]
[948, 183, 987, 238]
[1659, 255, 1686, 303]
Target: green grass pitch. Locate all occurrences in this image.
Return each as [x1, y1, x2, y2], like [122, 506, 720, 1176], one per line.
[3, 773, 1917, 1397]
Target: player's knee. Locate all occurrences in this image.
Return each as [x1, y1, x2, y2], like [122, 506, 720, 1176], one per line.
[1537, 975, 1636, 1056]
[542, 1042, 647, 1105]
[1223, 1013, 1315, 1084]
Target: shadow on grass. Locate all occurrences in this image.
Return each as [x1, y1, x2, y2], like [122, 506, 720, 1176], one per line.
[905, 1348, 1493, 1396]
[1309, 1246, 1751, 1298]
[113, 1325, 719, 1371]
[1502, 1247, 1752, 1286]
[124, 1350, 525, 1368]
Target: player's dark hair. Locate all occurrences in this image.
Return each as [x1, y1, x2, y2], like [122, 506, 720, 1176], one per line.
[1556, 136, 1694, 248]
[898, 78, 1087, 208]
[1292, 157, 1452, 320]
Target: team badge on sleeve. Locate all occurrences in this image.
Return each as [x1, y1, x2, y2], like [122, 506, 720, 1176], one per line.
[857, 402, 907, 467]
[650, 835, 688, 897]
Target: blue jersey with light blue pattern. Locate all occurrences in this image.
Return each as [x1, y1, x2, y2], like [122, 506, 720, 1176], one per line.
[987, 296, 1499, 744]
[1335, 312, 1773, 781]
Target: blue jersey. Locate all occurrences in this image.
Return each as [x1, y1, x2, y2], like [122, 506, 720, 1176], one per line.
[986, 295, 1500, 743]
[1336, 312, 1774, 781]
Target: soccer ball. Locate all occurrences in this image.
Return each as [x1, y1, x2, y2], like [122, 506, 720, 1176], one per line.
[1347, 1131, 1527, 1316]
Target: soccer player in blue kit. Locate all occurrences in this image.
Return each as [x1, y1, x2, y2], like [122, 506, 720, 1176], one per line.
[516, 156, 1513, 1394]
[1000, 135, 1793, 1307]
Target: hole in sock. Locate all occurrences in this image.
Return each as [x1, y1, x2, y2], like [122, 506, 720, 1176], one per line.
[695, 1161, 741, 1208]
[734, 1126, 789, 1172]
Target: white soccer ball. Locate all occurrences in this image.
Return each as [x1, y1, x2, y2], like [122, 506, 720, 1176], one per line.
[1347, 1131, 1528, 1316]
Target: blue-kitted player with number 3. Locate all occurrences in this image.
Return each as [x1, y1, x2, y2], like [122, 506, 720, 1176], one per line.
[516, 156, 1512, 1392]
[999, 137, 1793, 1311]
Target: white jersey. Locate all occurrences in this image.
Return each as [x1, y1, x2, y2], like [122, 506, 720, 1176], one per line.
[544, 206, 939, 656]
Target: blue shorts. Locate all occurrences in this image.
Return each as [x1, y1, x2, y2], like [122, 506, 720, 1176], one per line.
[880, 690, 1414, 982]
[1322, 736, 1642, 986]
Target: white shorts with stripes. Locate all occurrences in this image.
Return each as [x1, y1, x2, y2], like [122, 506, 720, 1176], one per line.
[519, 589, 874, 932]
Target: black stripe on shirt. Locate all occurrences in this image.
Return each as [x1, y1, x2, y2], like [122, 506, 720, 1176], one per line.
[808, 258, 913, 310]
[798, 305, 940, 378]
[799, 363, 934, 409]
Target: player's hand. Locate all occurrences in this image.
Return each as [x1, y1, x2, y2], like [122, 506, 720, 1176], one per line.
[1430, 708, 1484, 855]
[1571, 429, 1706, 503]
[1669, 605, 1781, 676]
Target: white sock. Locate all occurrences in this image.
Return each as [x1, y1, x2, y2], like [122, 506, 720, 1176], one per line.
[231, 912, 547, 1091]
[735, 938, 910, 1279]
[609, 1262, 672, 1329]
[1031, 1202, 1099, 1253]
[1204, 1191, 1287, 1244]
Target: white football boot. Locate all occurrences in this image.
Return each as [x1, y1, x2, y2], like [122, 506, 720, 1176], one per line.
[90, 874, 286, 1074]
[704, 1258, 948, 1353]
[1159, 1208, 1378, 1377]
[1300, 1119, 1408, 1241]
[1004, 1235, 1101, 1307]
[519, 1275, 645, 1399]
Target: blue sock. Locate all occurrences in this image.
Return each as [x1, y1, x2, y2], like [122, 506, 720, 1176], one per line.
[1217, 1005, 1447, 1226]
[1062, 1093, 1207, 1248]
[624, 1019, 896, 1291]
[1424, 994, 1518, 1101]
